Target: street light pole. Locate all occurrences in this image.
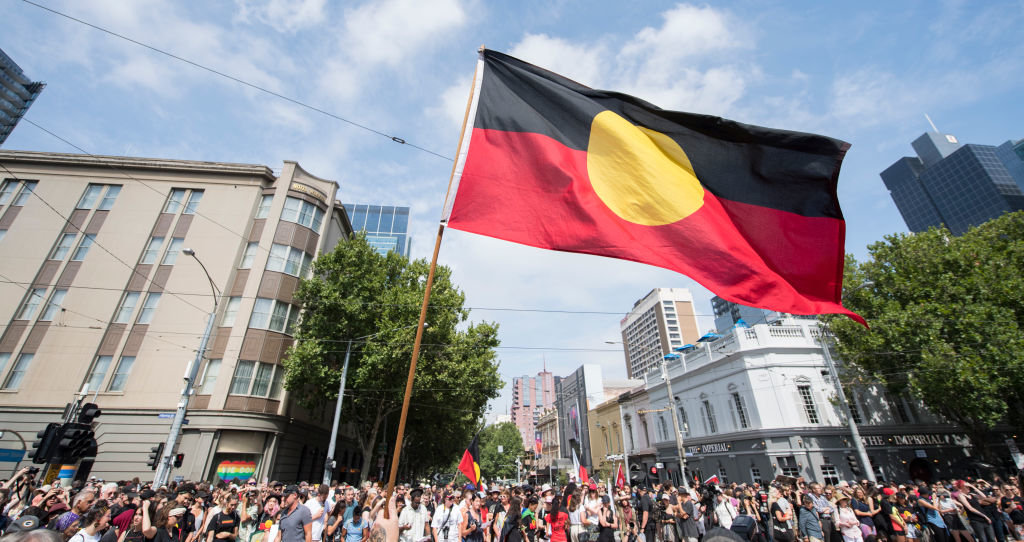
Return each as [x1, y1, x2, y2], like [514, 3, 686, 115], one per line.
[819, 327, 876, 482]
[660, 353, 690, 490]
[155, 248, 218, 487]
[322, 323, 425, 486]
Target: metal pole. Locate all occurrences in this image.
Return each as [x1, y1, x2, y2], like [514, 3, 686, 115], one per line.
[323, 340, 353, 485]
[154, 309, 214, 487]
[819, 330, 876, 482]
[618, 402, 630, 485]
[660, 356, 690, 490]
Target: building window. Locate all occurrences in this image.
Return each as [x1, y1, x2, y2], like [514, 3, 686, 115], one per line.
[846, 387, 863, 424]
[108, 356, 135, 392]
[71, 234, 95, 261]
[266, 243, 312, 277]
[679, 407, 690, 436]
[184, 190, 203, 214]
[780, 456, 800, 477]
[39, 289, 67, 321]
[281, 196, 325, 231]
[137, 293, 161, 324]
[161, 237, 183, 265]
[114, 292, 140, 323]
[50, 233, 76, 260]
[198, 359, 221, 394]
[798, 385, 820, 424]
[221, 297, 241, 327]
[229, 360, 281, 398]
[821, 464, 840, 486]
[17, 288, 46, 320]
[229, 360, 255, 394]
[0, 353, 8, 375]
[0, 180, 15, 205]
[641, 420, 650, 447]
[76, 184, 104, 209]
[750, 467, 762, 485]
[249, 298, 298, 334]
[732, 392, 750, 429]
[701, 400, 718, 434]
[98, 185, 121, 211]
[256, 195, 272, 218]
[86, 356, 112, 392]
[891, 397, 912, 423]
[3, 353, 34, 389]
[658, 416, 668, 441]
[164, 189, 186, 213]
[625, 422, 635, 451]
[12, 181, 36, 206]
[718, 466, 729, 484]
[141, 237, 164, 264]
[240, 242, 258, 269]
[0, 229, 5, 242]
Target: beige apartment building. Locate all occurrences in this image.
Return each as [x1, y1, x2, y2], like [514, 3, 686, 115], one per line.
[0, 150, 358, 483]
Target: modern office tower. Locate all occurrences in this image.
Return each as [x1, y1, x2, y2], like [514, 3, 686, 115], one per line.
[619, 288, 700, 379]
[510, 370, 558, 452]
[881, 132, 1024, 235]
[0, 150, 366, 483]
[0, 48, 46, 145]
[342, 203, 411, 256]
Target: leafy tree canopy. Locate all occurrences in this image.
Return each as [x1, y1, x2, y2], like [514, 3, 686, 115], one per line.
[453, 422, 526, 483]
[826, 212, 1024, 451]
[282, 233, 503, 478]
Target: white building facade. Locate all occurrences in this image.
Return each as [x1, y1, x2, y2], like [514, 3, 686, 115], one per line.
[644, 318, 988, 486]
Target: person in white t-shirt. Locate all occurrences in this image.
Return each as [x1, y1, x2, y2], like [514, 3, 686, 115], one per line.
[431, 494, 463, 542]
[307, 486, 329, 542]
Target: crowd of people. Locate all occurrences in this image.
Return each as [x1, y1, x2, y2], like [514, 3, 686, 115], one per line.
[2, 465, 1023, 542]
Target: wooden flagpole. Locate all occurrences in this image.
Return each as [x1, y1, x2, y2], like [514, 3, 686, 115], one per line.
[384, 47, 484, 515]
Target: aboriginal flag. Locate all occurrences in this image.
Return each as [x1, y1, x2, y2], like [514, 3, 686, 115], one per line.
[458, 435, 481, 485]
[443, 50, 863, 324]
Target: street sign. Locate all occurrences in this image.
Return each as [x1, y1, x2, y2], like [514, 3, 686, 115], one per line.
[158, 413, 175, 419]
[655, 462, 664, 469]
[0, 448, 25, 462]
[498, 445, 504, 453]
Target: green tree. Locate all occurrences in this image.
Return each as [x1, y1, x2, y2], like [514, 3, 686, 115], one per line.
[478, 422, 526, 481]
[282, 234, 503, 479]
[826, 212, 1024, 455]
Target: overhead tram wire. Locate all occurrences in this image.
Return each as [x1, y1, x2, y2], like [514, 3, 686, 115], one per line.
[20, 0, 452, 162]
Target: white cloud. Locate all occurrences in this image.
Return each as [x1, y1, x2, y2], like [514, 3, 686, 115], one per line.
[508, 34, 606, 88]
[341, 0, 468, 68]
[233, 0, 327, 32]
[619, 3, 747, 69]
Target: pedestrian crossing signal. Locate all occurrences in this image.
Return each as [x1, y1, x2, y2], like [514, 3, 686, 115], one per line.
[148, 443, 164, 470]
[174, 453, 184, 468]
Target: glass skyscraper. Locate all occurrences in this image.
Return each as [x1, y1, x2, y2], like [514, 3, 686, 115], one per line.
[342, 203, 411, 256]
[881, 132, 1024, 235]
[1, 48, 46, 145]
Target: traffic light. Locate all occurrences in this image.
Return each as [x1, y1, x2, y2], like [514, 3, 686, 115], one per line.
[650, 466, 658, 476]
[78, 403, 102, 424]
[57, 423, 92, 462]
[174, 453, 184, 468]
[847, 455, 862, 476]
[147, 443, 165, 470]
[30, 423, 62, 464]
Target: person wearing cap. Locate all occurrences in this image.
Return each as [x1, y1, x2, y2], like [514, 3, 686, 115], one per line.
[276, 486, 313, 542]
[636, 486, 655, 542]
[399, 488, 430, 542]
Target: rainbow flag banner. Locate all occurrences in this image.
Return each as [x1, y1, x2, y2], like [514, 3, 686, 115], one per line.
[216, 460, 256, 482]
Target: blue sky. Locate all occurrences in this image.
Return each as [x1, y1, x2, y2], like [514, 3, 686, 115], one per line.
[4, 0, 1023, 420]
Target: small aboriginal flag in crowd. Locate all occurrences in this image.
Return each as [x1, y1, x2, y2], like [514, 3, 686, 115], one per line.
[458, 434, 482, 485]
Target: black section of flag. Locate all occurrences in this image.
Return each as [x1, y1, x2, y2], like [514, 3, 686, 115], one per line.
[474, 49, 850, 220]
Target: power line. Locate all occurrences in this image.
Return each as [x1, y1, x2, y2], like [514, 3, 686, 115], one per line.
[19, 0, 452, 162]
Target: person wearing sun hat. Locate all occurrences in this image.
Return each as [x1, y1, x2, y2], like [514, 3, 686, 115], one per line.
[835, 494, 863, 542]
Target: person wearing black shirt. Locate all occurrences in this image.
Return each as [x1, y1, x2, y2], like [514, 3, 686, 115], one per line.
[206, 496, 240, 542]
[637, 487, 655, 542]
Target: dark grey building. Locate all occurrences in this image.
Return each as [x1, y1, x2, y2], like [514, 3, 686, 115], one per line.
[881, 132, 1024, 235]
[342, 203, 411, 256]
[554, 364, 605, 472]
[1, 48, 46, 145]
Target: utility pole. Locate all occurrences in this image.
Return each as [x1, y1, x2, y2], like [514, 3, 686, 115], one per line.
[819, 328, 876, 482]
[661, 354, 690, 490]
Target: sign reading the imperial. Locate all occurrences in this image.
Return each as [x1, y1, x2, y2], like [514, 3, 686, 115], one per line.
[686, 442, 731, 455]
[861, 433, 967, 447]
[290, 182, 327, 202]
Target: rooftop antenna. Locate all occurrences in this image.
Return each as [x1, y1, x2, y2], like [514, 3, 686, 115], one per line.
[925, 113, 939, 133]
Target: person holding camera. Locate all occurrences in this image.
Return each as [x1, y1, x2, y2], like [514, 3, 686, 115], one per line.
[431, 494, 462, 542]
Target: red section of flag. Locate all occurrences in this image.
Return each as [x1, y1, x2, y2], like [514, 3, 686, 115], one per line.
[615, 464, 626, 489]
[448, 128, 863, 323]
[580, 465, 590, 484]
[704, 474, 720, 485]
